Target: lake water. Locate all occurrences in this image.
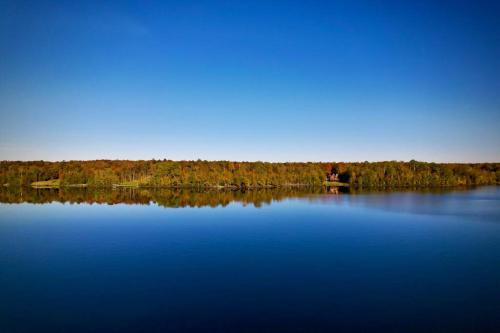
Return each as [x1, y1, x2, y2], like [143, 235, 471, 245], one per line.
[1, 186, 499, 332]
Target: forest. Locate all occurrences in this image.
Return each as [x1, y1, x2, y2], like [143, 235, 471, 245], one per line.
[0, 160, 499, 188]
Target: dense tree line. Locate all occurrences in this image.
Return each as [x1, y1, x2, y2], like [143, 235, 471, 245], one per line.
[1, 160, 499, 188]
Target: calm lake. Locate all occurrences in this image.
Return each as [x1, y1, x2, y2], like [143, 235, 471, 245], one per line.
[1, 186, 499, 332]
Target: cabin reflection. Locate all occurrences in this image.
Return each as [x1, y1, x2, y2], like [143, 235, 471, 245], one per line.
[328, 186, 339, 194]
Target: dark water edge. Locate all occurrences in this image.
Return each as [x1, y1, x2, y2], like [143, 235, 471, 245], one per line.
[0, 185, 489, 208]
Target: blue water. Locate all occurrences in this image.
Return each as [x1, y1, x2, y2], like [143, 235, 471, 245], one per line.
[1, 187, 499, 332]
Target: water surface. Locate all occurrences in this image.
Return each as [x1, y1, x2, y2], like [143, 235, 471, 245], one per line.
[1, 186, 499, 332]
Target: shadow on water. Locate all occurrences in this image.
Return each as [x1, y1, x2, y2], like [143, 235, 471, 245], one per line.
[0, 185, 488, 209]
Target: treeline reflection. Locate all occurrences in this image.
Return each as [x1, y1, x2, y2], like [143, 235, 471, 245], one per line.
[0, 187, 338, 208]
[0, 186, 476, 208]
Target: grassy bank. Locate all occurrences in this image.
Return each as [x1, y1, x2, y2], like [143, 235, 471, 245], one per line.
[323, 181, 349, 187]
[31, 179, 60, 188]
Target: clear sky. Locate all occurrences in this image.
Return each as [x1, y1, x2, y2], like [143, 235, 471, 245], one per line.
[1, 0, 499, 162]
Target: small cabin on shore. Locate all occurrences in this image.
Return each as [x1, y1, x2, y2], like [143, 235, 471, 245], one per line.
[327, 173, 339, 182]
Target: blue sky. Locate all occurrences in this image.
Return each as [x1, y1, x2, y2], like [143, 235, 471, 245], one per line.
[1, 0, 499, 162]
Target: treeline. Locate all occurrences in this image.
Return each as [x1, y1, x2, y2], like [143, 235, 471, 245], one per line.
[1, 160, 499, 188]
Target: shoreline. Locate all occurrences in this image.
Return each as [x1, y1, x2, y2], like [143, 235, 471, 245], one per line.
[14, 183, 498, 190]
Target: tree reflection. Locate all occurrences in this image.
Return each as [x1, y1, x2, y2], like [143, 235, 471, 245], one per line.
[0, 186, 473, 208]
[0, 187, 331, 208]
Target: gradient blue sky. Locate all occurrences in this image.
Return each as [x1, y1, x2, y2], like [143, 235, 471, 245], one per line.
[1, 0, 499, 162]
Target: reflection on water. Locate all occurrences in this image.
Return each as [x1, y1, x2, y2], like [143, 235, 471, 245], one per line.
[1, 186, 499, 332]
[0, 186, 332, 208]
[0, 185, 484, 209]
[323, 186, 500, 221]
